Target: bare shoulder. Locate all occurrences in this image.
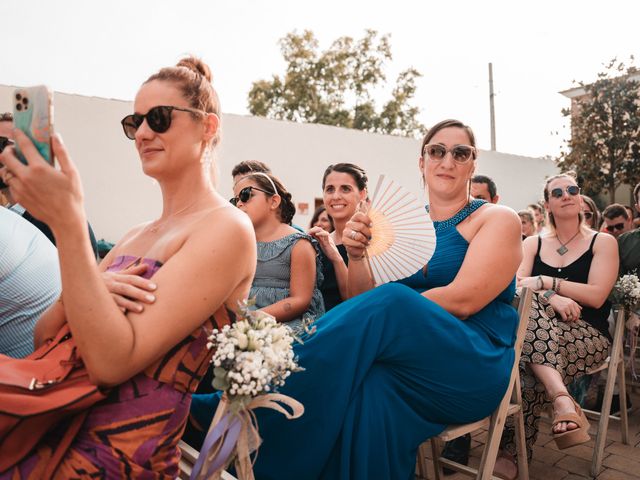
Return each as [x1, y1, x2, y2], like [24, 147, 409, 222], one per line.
[191, 203, 254, 249]
[593, 231, 618, 252]
[475, 203, 521, 233]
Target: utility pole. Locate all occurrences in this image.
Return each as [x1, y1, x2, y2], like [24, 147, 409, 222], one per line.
[489, 62, 496, 151]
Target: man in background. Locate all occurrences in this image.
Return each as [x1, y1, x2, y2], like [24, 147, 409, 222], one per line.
[0, 113, 99, 257]
[602, 203, 633, 239]
[0, 207, 61, 357]
[618, 184, 640, 275]
[471, 174, 500, 204]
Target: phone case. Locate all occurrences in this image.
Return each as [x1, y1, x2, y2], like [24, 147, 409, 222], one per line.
[12, 85, 53, 165]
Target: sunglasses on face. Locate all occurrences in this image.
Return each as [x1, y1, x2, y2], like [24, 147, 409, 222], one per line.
[120, 105, 205, 140]
[550, 185, 580, 198]
[605, 222, 626, 232]
[0, 136, 14, 154]
[230, 186, 273, 206]
[422, 144, 476, 164]
[582, 211, 594, 220]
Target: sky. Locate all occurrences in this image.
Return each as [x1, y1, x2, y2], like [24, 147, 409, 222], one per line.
[3, 0, 639, 159]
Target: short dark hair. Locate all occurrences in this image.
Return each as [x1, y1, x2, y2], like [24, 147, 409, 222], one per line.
[0, 112, 12, 122]
[603, 203, 629, 220]
[231, 160, 271, 179]
[471, 174, 497, 199]
[634, 182, 640, 205]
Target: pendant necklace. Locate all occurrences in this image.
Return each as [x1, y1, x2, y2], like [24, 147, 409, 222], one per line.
[556, 230, 580, 256]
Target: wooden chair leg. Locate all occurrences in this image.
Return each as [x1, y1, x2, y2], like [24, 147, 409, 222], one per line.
[477, 411, 509, 480]
[416, 442, 429, 479]
[591, 356, 618, 476]
[511, 370, 529, 480]
[431, 437, 444, 480]
[617, 351, 629, 444]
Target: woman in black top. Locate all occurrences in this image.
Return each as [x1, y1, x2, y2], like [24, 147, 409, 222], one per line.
[496, 172, 618, 479]
[308, 163, 368, 311]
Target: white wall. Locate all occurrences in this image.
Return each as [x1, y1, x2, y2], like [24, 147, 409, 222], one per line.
[0, 85, 558, 241]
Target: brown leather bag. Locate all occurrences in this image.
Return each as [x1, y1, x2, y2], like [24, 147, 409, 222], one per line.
[0, 324, 107, 475]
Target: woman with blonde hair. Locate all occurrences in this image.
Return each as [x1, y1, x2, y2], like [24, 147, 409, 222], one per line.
[496, 172, 618, 479]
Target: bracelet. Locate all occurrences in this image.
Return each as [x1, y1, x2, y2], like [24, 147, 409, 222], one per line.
[552, 277, 557, 292]
[555, 278, 563, 293]
[536, 275, 544, 290]
[348, 254, 366, 262]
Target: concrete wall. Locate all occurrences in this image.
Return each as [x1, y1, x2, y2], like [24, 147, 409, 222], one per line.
[0, 85, 557, 241]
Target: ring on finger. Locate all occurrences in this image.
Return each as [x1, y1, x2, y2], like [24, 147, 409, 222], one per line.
[350, 230, 357, 240]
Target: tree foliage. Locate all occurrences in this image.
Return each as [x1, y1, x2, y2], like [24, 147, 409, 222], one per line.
[558, 58, 640, 202]
[247, 30, 424, 137]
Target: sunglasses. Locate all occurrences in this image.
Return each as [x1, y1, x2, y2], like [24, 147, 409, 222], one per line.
[0, 136, 14, 154]
[550, 185, 580, 198]
[120, 105, 206, 140]
[582, 211, 594, 220]
[605, 222, 626, 232]
[230, 186, 273, 206]
[422, 144, 476, 164]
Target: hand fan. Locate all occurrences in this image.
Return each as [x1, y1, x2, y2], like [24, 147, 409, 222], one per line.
[363, 175, 436, 285]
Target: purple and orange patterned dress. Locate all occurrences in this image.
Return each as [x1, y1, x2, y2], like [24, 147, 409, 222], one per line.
[3, 255, 231, 479]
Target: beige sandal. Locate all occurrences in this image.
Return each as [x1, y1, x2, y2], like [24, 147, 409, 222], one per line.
[551, 391, 590, 449]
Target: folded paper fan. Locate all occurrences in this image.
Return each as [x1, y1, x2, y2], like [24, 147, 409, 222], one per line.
[364, 175, 436, 285]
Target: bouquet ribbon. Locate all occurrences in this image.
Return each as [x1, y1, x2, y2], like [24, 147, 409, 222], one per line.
[191, 393, 304, 480]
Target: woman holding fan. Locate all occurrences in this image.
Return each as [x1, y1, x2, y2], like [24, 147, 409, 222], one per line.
[191, 119, 522, 480]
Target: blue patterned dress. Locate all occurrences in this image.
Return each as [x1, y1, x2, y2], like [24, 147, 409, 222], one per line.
[192, 199, 518, 480]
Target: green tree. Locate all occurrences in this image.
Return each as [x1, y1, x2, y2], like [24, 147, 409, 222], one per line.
[558, 58, 640, 203]
[247, 30, 424, 137]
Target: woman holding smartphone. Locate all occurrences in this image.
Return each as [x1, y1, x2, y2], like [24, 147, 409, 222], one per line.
[0, 57, 256, 478]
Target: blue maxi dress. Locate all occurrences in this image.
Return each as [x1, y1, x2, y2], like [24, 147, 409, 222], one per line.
[191, 200, 518, 480]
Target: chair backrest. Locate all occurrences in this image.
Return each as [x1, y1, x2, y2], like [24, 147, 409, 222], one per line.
[509, 287, 533, 400]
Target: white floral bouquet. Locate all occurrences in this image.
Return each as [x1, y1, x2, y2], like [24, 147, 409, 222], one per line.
[611, 272, 640, 313]
[611, 272, 640, 381]
[191, 300, 304, 480]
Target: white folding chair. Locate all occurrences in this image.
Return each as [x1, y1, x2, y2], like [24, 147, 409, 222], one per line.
[416, 287, 533, 480]
[583, 307, 630, 477]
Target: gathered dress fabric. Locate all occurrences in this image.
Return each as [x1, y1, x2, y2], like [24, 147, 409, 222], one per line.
[192, 199, 519, 480]
[1, 255, 232, 479]
[250, 232, 325, 336]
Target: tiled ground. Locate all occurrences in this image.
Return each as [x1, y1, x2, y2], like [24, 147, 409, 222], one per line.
[416, 385, 640, 479]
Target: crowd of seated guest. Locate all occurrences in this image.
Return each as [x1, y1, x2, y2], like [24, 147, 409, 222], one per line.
[1, 54, 639, 478]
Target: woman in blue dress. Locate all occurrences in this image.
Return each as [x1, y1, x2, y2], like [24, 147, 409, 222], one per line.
[192, 119, 523, 480]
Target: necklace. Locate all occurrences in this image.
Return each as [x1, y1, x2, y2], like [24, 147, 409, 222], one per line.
[147, 200, 200, 233]
[556, 229, 581, 256]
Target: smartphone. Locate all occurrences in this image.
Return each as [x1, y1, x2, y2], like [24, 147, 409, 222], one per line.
[12, 85, 54, 165]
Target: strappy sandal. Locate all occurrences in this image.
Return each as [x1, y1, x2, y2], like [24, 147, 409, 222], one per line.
[551, 391, 590, 449]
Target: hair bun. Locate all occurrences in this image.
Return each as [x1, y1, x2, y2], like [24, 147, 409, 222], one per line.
[176, 56, 212, 83]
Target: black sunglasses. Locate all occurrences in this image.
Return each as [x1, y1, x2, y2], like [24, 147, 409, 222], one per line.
[582, 211, 594, 220]
[550, 185, 580, 198]
[0, 136, 14, 154]
[120, 105, 205, 140]
[230, 186, 273, 206]
[605, 222, 626, 232]
[423, 143, 476, 164]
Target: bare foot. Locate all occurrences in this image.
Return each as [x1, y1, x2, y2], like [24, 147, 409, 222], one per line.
[552, 394, 579, 434]
[493, 453, 517, 480]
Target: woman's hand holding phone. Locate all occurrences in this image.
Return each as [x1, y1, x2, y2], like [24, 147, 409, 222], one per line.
[0, 131, 86, 235]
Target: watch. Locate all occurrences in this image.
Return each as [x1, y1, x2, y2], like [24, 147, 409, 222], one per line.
[542, 289, 556, 301]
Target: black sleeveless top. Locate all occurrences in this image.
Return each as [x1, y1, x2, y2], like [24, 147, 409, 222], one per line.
[532, 233, 611, 339]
